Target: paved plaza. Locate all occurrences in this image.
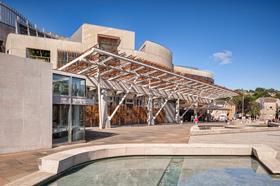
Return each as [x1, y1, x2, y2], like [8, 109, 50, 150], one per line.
[189, 130, 280, 160]
[0, 124, 191, 185]
[1, 123, 280, 185]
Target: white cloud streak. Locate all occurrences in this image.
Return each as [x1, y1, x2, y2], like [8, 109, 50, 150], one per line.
[212, 50, 232, 65]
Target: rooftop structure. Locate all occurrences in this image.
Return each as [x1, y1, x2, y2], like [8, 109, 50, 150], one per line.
[0, 2, 60, 52]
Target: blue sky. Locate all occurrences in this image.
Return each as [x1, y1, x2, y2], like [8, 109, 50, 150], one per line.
[5, 0, 280, 90]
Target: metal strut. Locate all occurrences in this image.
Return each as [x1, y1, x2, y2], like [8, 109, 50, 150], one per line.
[106, 76, 139, 125]
[153, 84, 179, 121]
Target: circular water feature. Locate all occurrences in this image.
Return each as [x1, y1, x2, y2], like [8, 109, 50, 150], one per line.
[42, 156, 280, 186]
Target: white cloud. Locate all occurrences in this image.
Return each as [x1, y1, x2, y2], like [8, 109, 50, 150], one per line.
[212, 50, 232, 65]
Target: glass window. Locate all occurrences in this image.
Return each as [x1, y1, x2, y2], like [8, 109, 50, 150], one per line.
[52, 104, 69, 144]
[57, 50, 80, 68]
[26, 48, 50, 62]
[98, 34, 120, 53]
[72, 77, 86, 97]
[52, 105, 85, 144]
[53, 74, 70, 96]
[72, 105, 85, 142]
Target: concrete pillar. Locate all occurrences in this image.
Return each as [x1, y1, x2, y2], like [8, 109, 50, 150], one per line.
[164, 101, 176, 123]
[100, 89, 109, 129]
[147, 95, 154, 125]
[98, 78, 108, 129]
[175, 99, 180, 123]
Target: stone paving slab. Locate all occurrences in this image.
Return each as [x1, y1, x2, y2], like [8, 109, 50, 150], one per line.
[189, 130, 280, 160]
[0, 124, 191, 185]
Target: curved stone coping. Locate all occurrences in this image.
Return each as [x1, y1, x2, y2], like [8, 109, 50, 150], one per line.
[7, 143, 280, 186]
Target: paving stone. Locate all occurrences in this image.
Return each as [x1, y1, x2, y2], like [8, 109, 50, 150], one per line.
[0, 123, 192, 184]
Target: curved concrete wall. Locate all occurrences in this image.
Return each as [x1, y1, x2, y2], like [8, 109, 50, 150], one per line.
[174, 66, 214, 79]
[138, 41, 173, 69]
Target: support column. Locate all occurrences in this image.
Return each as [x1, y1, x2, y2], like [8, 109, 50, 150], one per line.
[147, 94, 154, 125]
[101, 89, 109, 128]
[26, 20, 30, 36]
[97, 70, 108, 129]
[68, 77, 73, 143]
[194, 103, 198, 125]
[15, 16, 19, 34]
[175, 99, 180, 123]
[68, 104, 72, 143]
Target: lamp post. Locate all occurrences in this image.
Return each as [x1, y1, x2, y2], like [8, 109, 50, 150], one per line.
[242, 89, 245, 117]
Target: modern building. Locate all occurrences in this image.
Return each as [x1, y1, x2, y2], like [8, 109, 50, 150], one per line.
[0, 3, 237, 153]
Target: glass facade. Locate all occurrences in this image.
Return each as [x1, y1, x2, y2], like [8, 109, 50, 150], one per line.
[72, 105, 85, 141]
[52, 73, 86, 145]
[53, 74, 70, 96]
[52, 105, 69, 144]
[72, 77, 86, 97]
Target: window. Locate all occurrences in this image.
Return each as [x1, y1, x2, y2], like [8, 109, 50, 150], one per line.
[53, 74, 70, 96]
[72, 77, 86, 97]
[26, 48, 50, 62]
[57, 50, 80, 68]
[72, 105, 85, 142]
[97, 34, 120, 53]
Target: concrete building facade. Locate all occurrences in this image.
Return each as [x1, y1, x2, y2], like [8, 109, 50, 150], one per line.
[3, 23, 234, 148]
[0, 53, 52, 153]
[5, 23, 214, 84]
[0, 4, 238, 153]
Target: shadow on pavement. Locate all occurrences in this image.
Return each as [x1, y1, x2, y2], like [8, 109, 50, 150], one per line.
[85, 130, 118, 142]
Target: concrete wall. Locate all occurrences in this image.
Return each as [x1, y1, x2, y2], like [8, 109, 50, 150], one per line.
[0, 53, 52, 154]
[260, 102, 277, 120]
[139, 41, 173, 69]
[6, 34, 84, 68]
[5, 23, 214, 81]
[76, 24, 135, 51]
[174, 66, 214, 79]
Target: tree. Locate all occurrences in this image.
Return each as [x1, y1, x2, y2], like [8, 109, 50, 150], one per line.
[232, 87, 278, 118]
[253, 87, 270, 100]
[274, 92, 280, 99]
[248, 101, 260, 119]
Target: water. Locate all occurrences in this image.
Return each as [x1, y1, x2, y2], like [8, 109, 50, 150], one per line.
[44, 156, 280, 186]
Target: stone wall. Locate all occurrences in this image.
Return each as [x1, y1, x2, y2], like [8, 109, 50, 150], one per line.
[0, 53, 52, 154]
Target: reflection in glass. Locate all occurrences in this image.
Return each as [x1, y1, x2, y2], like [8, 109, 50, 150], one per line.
[53, 105, 85, 144]
[72, 105, 85, 142]
[52, 105, 69, 144]
[72, 77, 86, 97]
[53, 74, 70, 96]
